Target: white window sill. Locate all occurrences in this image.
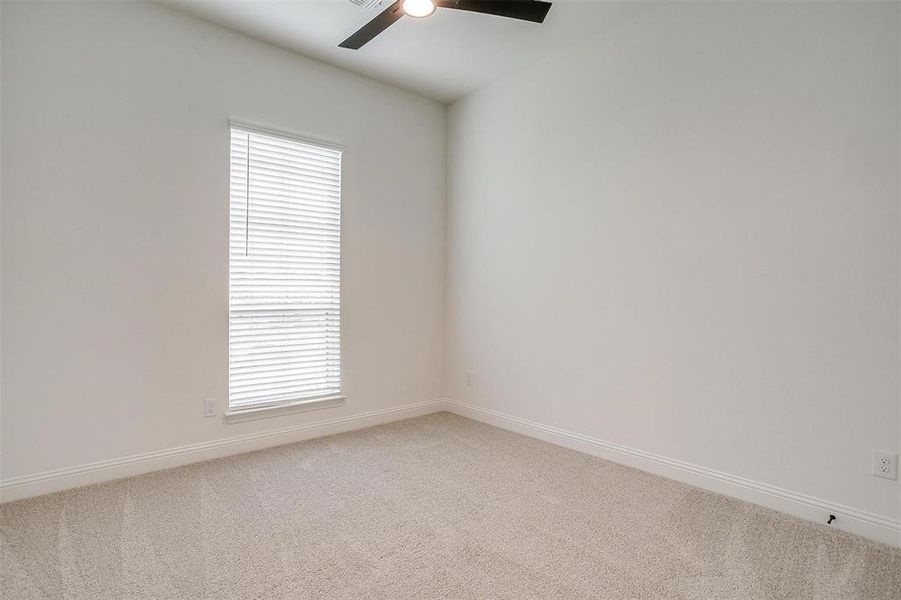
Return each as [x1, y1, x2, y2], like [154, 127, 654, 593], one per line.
[225, 395, 346, 424]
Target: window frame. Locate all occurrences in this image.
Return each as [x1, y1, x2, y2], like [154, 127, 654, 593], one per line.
[225, 120, 345, 422]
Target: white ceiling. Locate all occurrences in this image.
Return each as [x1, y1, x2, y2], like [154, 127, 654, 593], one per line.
[162, 0, 649, 103]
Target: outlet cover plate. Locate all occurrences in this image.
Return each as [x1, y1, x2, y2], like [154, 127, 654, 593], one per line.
[203, 398, 217, 418]
[872, 450, 897, 480]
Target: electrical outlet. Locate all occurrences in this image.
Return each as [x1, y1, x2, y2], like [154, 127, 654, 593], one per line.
[464, 371, 473, 386]
[872, 450, 897, 480]
[203, 398, 217, 418]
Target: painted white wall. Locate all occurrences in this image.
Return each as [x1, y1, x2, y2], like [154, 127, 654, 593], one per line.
[0, 1, 4, 482]
[446, 1, 901, 522]
[0, 1, 445, 481]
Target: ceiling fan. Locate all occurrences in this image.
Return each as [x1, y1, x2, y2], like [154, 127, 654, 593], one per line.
[340, 0, 553, 50]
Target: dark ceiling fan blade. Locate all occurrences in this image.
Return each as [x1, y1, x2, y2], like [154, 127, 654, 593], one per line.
[339, 0, 405, 49]
[435, 0, 552, 23]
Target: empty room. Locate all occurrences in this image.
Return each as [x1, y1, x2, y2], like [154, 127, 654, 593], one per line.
[1, 0, 899, 597]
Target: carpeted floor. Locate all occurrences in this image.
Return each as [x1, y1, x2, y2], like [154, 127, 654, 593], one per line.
[1, 412, 899, 599]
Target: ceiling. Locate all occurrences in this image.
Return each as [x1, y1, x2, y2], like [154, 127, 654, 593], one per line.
[162, 0, 649, 103]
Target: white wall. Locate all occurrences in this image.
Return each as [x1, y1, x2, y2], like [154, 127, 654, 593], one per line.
[0, 1, 4, 483]
[447, 0, 900, 525]
[1, 1, 445, 483]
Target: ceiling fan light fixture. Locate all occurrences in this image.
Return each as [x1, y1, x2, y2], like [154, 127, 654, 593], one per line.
[340, 0, 552, 50]
[402, 0, 435, 18]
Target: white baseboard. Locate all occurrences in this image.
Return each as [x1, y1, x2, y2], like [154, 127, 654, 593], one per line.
[0, 399, 445, 503]
[443, 399, 901, 548]
[5, 397, 898, 548]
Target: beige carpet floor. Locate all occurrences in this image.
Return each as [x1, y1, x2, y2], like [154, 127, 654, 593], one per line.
[1, 412, 899, 599]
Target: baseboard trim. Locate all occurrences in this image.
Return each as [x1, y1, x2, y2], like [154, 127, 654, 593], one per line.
[0, 399, 446, 503]
[5, 398, 898, 547]
[443, 399, 901, 548]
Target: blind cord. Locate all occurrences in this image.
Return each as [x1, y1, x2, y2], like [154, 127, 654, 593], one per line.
[245, 132, 251, 256]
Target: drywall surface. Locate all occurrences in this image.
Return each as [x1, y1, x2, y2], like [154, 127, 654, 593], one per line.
[447, 2, 901, 521]
[0, 1, 4, 480]
[1, 1, 445, 481]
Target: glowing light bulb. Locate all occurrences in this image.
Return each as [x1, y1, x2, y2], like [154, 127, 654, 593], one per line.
[402, 0, 435, 18]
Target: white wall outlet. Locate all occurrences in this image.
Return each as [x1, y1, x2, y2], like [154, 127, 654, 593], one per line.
[464, 371, 473, 386]
[872, 450, 897, 480]
[203, 398, 217, 418]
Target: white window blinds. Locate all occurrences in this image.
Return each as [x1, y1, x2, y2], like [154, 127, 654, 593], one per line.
[229, 125, 342, 410]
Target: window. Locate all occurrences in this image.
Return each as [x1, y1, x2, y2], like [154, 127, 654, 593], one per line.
[229, 124, 342, 412]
